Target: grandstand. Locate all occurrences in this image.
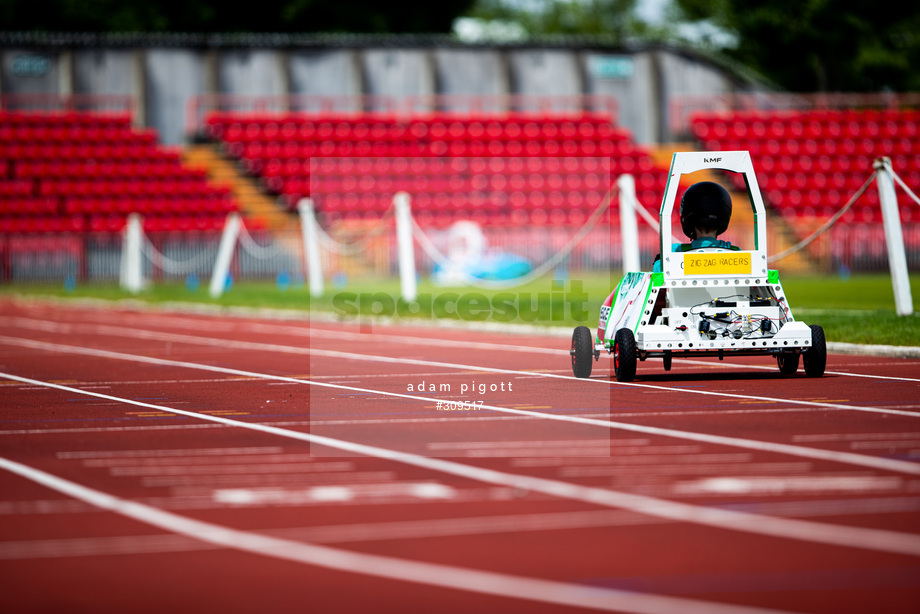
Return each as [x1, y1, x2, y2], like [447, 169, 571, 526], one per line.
[0, 35, 918, 283]
[201, 109, 665, 227]
[690, 107, 920, 224]
[0, 110, 239, 234]
[3, 97, 920, 284]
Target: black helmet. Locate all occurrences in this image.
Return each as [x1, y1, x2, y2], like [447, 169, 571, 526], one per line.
[679, 181, 732, 239]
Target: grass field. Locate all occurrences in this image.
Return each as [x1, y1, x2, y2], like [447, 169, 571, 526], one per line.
[2, 272, 918, 346]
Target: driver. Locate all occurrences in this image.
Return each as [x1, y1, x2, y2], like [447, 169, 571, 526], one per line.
[653, 180, 738, 272]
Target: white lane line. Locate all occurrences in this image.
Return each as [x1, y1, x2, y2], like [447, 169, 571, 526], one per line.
[7, 316, 920, 417]
[5, 495, 920, 562]
[0, 509, 655, 560]
[2, 371, 920, 558]
[0, 456, 794, 614]
[58, 446, 286, 459]
[793, 432, 920, 443]
[672, 476, 903, 496]
[672, 358, 920, 383]
[2, 335, 919, 478]
[20, 310, 920, 379]
[78, 454, 318, 466]
[0, 406, 868, 438]
[5, 313, 566, 355]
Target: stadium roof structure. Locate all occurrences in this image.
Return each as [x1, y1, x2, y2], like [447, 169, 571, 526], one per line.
[0, 31, 771, 91]
[0, 30, 669, 51]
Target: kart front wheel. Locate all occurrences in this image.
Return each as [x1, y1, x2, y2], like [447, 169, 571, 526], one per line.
[803, 324, 827, 377]
[613, 328, 637, 382]
[571, 325, 594, 378]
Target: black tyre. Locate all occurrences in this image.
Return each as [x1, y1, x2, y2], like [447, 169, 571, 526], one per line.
[571, 325, 594, 378]
[663, 350, 672, 372]
[776, 351, 799, 375]
[613, 328, 637, 382]
[803, 324, 827, 378]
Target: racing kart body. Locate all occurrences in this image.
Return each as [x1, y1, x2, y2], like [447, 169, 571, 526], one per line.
[571, 151, 826, 381]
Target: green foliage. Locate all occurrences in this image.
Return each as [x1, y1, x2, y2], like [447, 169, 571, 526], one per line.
[672, 0, 920, 91]
[0, 0, 476, 33]
[2, 272, 918, 346]
[464, 0, 643, 41]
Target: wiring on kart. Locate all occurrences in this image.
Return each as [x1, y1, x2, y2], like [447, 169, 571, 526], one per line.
[687, 294, 789, 341]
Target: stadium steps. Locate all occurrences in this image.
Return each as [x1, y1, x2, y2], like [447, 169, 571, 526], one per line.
[182, 144, 294, 231]
[650, 144, 814, 274]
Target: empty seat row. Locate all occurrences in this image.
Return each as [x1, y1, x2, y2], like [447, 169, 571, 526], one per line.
[231, 137, 636, 162]
[692, 109, 920, 141]
[0, 197, 60, 215]
[0, 110, 131, 126]
[0, 124, 151, 144]
[260, 156, 618, 179]
[206, 114, 625, 144]
[14, 159, 205, 181]
[37, 178, 230, 199]
[0, 213, 231, 234]
[0, 110, 241, 233]
[63, 196, 236, 216]
[306, 174, 623, 194]
[206, 111, 667, 225]
[324, 206, 613, 228]
[690, 107, 920, 222]
[0, 141, 181, 162]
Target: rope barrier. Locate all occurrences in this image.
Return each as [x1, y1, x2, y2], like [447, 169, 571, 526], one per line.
[314, 203, 395, 256]
[892, 169, 920, 208]
[238, 223, 287, 260]
[767, 171, 878, 264]
[410, 186, 617, 289]
[140, 230, 215, 274]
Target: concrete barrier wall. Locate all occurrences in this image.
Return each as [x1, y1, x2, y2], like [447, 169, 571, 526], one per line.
[361, 48, 435, 102]
[289, 49, 362, 100]
[219, 49, 287, 97]
[145, 49, 212, 145]
[0, 42, 752, 145]
[432, 49, 506, 101]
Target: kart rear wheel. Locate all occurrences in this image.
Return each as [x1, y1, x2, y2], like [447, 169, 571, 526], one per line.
[803, 324, 827, 378]
[571, 325, 594, 379]
[613, 328, 637, 382]
[776, 351, 799, 375]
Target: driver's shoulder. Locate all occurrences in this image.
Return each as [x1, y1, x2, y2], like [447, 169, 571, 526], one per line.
[671, 240, 739, 252]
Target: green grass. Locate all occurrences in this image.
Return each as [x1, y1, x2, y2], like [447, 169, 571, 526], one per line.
[781, 274, 920, 346]
[2, 271, 919, 346]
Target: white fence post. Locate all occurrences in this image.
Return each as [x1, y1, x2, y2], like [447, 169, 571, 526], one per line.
[394, 192, 418, 302]
[297, 198, 324, 298]
[209, 213, 242, 299]
[617, 174, 640, 273]
[119, 213, 144, 294]
[875, 157, 914, 316]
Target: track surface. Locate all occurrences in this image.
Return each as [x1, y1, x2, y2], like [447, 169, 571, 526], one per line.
[1, 296, 919, 613]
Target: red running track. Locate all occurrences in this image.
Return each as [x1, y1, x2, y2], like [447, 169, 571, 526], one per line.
[1, 296, 919, 614]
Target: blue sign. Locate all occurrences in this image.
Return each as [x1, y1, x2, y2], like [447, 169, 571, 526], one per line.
[588, 55, 634, 80]
[11, 54, 52, 78]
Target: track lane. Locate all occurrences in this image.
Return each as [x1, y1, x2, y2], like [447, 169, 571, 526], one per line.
[5, 370, 920, 614]
[2, 298, 920, 613]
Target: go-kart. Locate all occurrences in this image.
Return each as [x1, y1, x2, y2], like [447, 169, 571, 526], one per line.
[571, 150, 826, 382]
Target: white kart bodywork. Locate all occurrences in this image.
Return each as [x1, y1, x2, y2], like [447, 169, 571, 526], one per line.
[577, 151, 822, 380]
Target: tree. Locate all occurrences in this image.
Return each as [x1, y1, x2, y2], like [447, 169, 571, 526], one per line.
[0, 0, 475, 33]
[674, 0, 920, 92]
[462, 0, 645, 42]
